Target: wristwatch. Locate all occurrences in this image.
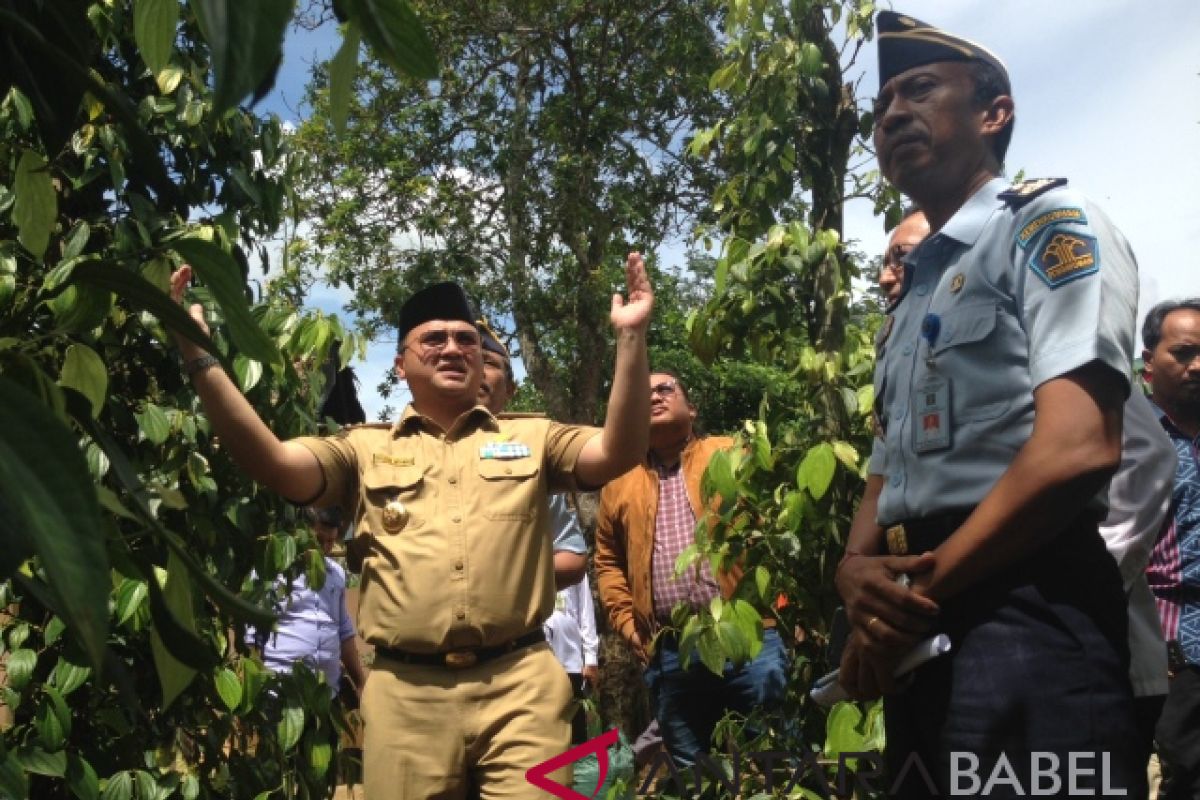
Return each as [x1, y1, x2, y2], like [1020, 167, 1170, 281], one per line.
[183, 354, 220, 377]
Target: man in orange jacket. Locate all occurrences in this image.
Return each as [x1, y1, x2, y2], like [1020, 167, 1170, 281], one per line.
[594, 371, 788, 770]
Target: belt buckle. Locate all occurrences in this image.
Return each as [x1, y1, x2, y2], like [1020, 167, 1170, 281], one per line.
[886, 524, 908, 555]
[443, 650, 478, 669]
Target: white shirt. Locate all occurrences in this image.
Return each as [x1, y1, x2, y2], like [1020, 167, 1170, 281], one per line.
[1100, 390, 1176, 697]
[544, 573, 599, 674]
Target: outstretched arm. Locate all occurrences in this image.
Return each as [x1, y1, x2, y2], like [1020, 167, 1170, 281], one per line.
[574, 252, 653, 487]
[170, 266, 325, 503]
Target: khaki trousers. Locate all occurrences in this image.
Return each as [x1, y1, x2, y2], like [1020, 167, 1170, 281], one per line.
[362, 642, 572, 799]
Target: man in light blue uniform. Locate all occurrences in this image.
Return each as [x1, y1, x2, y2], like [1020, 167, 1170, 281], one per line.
[835, 11, 1144, 797]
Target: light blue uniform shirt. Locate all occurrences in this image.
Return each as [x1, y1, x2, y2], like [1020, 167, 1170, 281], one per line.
[550, 494, 586, 554]
[869, 176, 1138, 524]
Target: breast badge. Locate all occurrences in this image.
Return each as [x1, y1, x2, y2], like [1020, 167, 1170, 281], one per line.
[381, 499, 409, 533]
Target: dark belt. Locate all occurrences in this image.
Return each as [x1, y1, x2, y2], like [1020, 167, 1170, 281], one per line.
[882, 511, 973, 555]
[375, 629, 544, 670]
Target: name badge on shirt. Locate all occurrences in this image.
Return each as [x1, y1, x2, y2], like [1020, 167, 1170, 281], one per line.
[480, 441, 531, 460]
[912, 374, 952, 453]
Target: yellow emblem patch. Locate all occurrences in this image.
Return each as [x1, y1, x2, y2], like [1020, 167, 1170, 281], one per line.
[949, 273, 965, 294]
[373, 453, 415, 467]
[1030, 230, 1099, 288]
[1017, 207, 1087, 249]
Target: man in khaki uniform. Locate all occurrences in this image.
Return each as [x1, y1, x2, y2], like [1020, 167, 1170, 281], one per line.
[169, 254, 654, 798]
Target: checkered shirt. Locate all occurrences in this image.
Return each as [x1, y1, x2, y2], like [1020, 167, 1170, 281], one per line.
[651, 460, 720, 624]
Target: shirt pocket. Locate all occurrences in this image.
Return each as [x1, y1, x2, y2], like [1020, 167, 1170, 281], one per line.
[477, 458, 541, 521]
[929, 303, 1014, 423]
[361, 463, 426, 533]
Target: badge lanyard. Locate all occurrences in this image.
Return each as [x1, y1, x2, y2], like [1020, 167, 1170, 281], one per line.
[912, 313, 951, 453]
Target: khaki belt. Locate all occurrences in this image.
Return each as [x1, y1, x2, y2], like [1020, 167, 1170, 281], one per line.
[376, 629, 545, 670]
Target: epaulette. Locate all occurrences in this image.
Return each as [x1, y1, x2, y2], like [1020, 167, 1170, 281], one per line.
[497, 411, 547, 419]
[997, 177, 1068, 210]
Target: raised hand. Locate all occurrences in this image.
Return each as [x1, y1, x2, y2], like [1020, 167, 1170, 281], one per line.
[610, 251, 654, 333]
[169, 265, 210, 359]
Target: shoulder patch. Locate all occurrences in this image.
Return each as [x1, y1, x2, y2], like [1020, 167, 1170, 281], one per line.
[1029, 228, 1099, 288]
[998, 177, 1068, 210]
[1016, 207, 1088, 249]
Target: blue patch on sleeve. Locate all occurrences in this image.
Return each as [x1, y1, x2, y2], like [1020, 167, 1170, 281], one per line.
[1028, 227, 1099, 288]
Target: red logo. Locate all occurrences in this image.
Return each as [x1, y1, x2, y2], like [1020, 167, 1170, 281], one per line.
[525, 728, 619, 799]
[922, 413, 940, 431]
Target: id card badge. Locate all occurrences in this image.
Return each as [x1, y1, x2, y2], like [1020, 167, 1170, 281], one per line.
[912, 374, 952, 453]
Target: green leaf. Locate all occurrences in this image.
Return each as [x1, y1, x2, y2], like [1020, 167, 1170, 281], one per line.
[231, 356, 263, 392]
[0, 750, 29, 800]
[34, 687, 69, 751]
[0, 377, 109, 671]
[303, 737, 333, 778]
[51, 657, 92, 696]
[66, 753, 100, 800]
[277, 705, 305, 752]
[823, 701, 867, 757]
[148, 552, 202, 708]
[133, 771, 155, 800]
[101, 771, 133, 800]
[62, 221, 91, 260]
[191, 0, 293, 114]
[305, 548, 327, 591]
[133, 0, 178, 80]
[696, 630, 725, 676]
[6, 648, 36, 690]
[797, 442, 837, 500]
[135, 403, 170, 445]
[328, 22, 362, 136]
[13, 149, 57, 259]
[171, 238, 280, 364]
[349, 0, 438, 79]
[16, 745, 67, 777]
[60, 344, 108, 418]
[214, 667, 243, 711]
[701, 449, 737, 503]
[754, 565, 770, 601]
[240, 657, 269, 711]
[115, 579, 149, 626]
[832, 441, 858, 470]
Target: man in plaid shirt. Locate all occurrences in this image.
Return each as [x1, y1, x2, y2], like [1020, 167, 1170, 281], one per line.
[594, 371, 788, 771]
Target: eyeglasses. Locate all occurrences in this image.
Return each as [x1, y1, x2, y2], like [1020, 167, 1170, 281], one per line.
[407, 328, 481, 355]
[882, 244, 915, 270]
[650, 380, 678, 397]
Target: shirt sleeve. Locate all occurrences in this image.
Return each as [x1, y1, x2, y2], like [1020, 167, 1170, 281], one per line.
[867, 434, 887, 477]
[328, 562, 357, 642]
[1018, 193, 1138, 391]
[292, 431, 361, 511]
[549, 495, 587, 554]
[577, 576, 599, 667]
[1099, 391, 1179, 586]
[543, 422, 603, 493]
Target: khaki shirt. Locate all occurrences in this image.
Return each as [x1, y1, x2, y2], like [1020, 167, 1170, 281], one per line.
[295, 404, 599, 653]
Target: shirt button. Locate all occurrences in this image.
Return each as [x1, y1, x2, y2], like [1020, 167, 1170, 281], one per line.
[890, 472, 902, 487]
[902, 343, 914, 356]
[915, 284, 929, 296]
[455, 610, 465, 620]
[892, 403, 906, 418]
[452, 515, 461, 523]
[449, 476, 458, 485]
[504, 467, 512, 475]
[455, 560, 464, 570]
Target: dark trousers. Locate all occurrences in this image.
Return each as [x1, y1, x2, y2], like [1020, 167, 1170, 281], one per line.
[884, 520, 1146, 799]
[567, 672, 588, 745]
[644, 627, 789, 769]
[1157, 664, 1200, 800]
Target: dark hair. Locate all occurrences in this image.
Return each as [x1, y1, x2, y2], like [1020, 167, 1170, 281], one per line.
[967, 60, 1014, 165]
[1142, 298, 1200, 352]
[306, 506, 344, 528]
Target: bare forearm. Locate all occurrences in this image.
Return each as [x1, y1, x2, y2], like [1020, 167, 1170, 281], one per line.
[576, 328, 649, 486]
[340, 638, 367, 689]
[189, 364, 324, 502]
[845, 473, 886, 556]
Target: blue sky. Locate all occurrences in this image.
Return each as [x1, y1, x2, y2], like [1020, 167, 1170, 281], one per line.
[260, 0, 1200, 419]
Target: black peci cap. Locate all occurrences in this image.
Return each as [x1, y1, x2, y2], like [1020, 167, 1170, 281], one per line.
[876, 11, 1009, 89]
[476, 318, 509, 360]
[396, 282, 477, 342]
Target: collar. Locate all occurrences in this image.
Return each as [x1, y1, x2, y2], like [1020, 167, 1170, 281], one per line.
[1148, 398, 1200, 443]
[647, 434, 699, 469]
[394, 403, 498, 438]
[936, 175, 1009, 247]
